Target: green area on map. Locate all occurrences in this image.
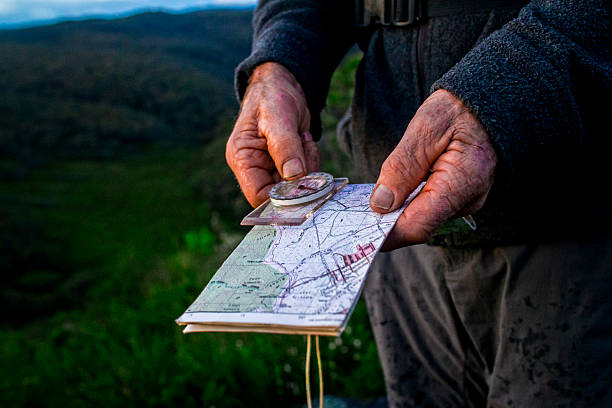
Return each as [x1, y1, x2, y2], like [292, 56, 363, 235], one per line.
[187, 226, 287, 313]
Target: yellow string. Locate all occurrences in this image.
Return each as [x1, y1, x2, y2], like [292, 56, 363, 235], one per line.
[306, 334, 312, 408]
[305, 335, 325, 408]
[316, 335, 324, 408]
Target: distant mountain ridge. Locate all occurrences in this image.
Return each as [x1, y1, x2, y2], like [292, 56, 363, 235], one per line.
[0, 4, 256, 29]
[0, 9, 253, 166]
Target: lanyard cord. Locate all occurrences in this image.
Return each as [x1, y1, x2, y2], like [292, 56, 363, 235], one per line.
[316, 335, 323, 407]
[306, 335, 312, 408]
[305, 335, 324, 408]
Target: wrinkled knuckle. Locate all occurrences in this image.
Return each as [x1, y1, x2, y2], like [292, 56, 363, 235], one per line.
[439, 193, 460, 218]
[397, 137, 417, 160]
[225, 136, 238, 165]
[382, 151, 410, 179]
[452, 115, 486, 142]
[414, 104, 455, 139]
[445, 173, 477, 213]
[411, 115, 435, 140]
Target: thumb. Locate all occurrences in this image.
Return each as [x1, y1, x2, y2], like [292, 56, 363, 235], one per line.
[370, 141, 431, 213]
[258, 104, 309, 181]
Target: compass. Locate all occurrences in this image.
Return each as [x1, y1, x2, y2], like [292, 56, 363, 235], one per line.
[269, 172, 335, 206]
[242, 172, 348, 225]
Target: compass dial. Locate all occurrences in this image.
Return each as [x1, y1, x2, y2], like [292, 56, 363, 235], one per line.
[269, 172, 334, 206]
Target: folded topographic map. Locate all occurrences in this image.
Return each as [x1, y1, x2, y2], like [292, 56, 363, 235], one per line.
[176, 184, 411, 336]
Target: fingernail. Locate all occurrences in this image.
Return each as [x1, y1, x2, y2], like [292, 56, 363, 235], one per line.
[282, 158, 304, 179]
[302, 131, 313, 142]
[371, 184, 394, 210]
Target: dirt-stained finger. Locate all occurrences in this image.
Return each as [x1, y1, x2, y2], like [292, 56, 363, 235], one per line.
[258, 109, 308, 180]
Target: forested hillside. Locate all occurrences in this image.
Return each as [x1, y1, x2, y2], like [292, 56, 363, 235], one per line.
[0, 9, 252, 168]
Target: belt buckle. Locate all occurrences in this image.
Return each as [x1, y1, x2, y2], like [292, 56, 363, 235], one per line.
[356, 0, 425, 27]
[390, 0, 425, 26]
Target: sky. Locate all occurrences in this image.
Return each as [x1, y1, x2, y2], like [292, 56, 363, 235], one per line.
[0, 0, 256, 28]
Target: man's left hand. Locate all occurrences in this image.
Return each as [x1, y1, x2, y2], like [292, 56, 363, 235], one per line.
[369, 90, 497, 250]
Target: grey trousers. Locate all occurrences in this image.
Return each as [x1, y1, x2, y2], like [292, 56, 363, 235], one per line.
[364, 236, 612, 407]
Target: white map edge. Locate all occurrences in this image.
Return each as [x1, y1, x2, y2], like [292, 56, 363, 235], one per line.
[176, 311, 345, 327]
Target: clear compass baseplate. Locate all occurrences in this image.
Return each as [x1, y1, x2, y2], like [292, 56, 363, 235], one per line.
[241, 172, 348, 226]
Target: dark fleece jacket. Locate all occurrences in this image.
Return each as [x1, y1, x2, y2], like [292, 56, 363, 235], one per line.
[235, 0, 612, 246]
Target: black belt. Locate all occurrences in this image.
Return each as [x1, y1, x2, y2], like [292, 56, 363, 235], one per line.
[355, 0, 528, 27]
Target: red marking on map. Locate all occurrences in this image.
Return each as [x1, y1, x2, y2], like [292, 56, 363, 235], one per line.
[342, 242, 375, 266]
[327, 242, 376, 285]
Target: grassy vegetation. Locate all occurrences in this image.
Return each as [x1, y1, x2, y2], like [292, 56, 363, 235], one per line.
[0, 50, 385, 406]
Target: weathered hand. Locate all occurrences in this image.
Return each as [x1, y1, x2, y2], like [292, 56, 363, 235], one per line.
[226, 62, 320, 207]
[370, 90, 497, 250]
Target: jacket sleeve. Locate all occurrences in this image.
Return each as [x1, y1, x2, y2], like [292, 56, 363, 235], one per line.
[235, 0, 357, 139]
[432, 0, 611, 187]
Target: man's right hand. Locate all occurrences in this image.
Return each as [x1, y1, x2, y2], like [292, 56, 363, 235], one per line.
[226, 62, 320, 208]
